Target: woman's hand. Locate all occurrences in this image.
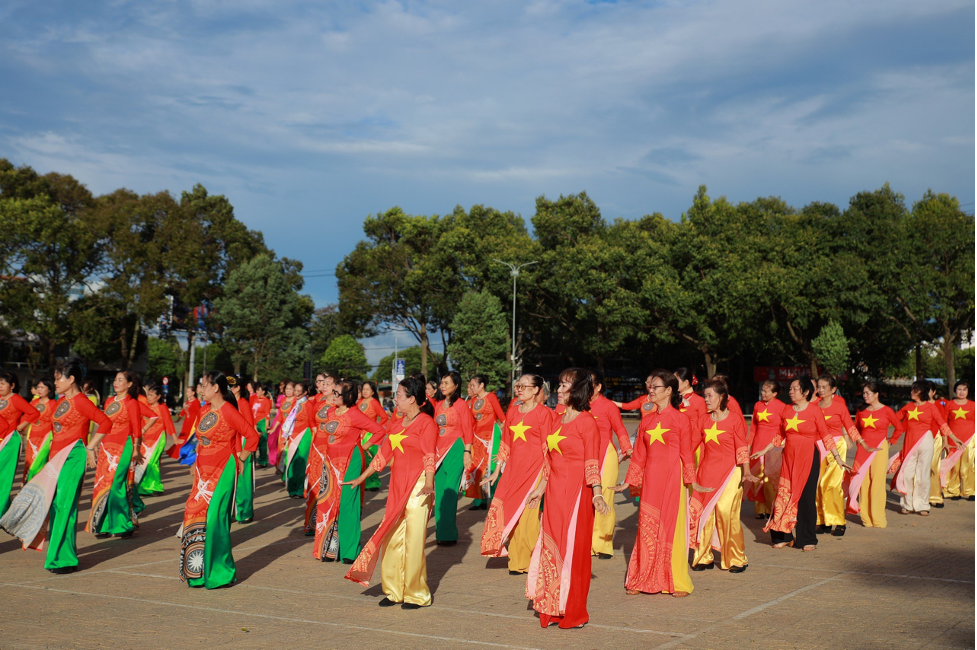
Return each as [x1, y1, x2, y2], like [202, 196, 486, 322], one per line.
[691, 482, 715, 493]
[612, 482, 631, 493]
[343, 474, 367, 487]
[86, 447, 97, 470]
[618, 448, 632, 462]
[742, 472, 761, 485]
[526, 485, 546, 510]
[859, 440, 881, 453]
[238, 451, 252, 463]
[417, 480, 435, 497]
[949, 434, 965, 447]
[482, 469, 500, 488]
[131, 447, 143, 465]
[833, 454, 852, 472]
[751, 444, 774, 460]
[593, 494, 610, 515]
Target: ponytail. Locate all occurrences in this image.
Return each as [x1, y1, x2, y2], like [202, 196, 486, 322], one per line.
[203, 370, 237, 409]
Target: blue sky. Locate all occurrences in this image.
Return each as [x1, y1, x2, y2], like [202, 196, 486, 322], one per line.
[1, 1, 973, 363]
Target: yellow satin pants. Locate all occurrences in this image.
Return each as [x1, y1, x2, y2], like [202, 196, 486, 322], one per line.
[859, 440, 888, 528]
[752, 451, 779, 516]
[508, 479, 541, 573]
[943, 438, 975, 498]
[380, 474, 433, 606]
[692, 468, 748, 570]
[592, 445, 618, 557]
[816, 438, 847, 527]
[929, 434, 944, 504]
[669, 469, 694, 595]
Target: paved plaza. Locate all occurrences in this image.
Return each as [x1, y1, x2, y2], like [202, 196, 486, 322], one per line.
[1, 420, 973, 650]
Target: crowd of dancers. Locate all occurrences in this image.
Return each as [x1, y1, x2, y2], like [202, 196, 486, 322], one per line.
[0, 361, 973, 629]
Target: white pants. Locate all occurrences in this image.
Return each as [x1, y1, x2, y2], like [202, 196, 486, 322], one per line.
[900, 431, 935, 512]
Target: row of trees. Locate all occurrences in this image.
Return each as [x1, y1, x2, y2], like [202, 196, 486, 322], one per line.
[338, 185, 975, 390]
[3, 154, 972, 394]
[0, 158, 346, 389]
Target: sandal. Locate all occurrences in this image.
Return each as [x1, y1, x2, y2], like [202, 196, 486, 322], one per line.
[772, 542, 791, 549]
[671, 591, 689, 598]
[625, 589, 639, 595]
[900, 508, 911, 515]
[918, 510, 930, 517]
[802, 545, 817, 552]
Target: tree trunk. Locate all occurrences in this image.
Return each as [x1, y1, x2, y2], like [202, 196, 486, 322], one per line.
[185, 330, 195, 388]
[915, 343, 923, 380]
[943, 328, 957, 388]
[420, 322, 429, 380]
[703, 348, 717, 379]
[126, 322, 140, 369]
[120, 324, 129, 367]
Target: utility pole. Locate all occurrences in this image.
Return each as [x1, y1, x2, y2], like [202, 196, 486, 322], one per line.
[492, 259, 538, 395]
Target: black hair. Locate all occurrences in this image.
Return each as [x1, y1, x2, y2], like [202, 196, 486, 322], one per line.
[471, 374, 489, 389]
[399, 376, 434, 417]
[926, 380, 938, 398]
[762, 379, 781, 394]
[862, 379, 882, 395]
[82, 376, 97, 393]
[675, 367, 696, 387]
[910, 380, 928, 400]
[442, 371, 463, 407]
[953, 380, 970, 395]
[117, 370, 142, 400]
[54, 360, 86, 391]
[817, 373, 837, 390]
[409, 371, 426, 383]
[338, 379, 358, 408]
[145, 382, 162, 397]
[361, 380, 378, 399]
[425, 380, 442, 402]
[294, 380, 309, 396]
[559, 368, 593, 412]
[792, 376, 816, 401]
[0, 371, 19, 395]
[203, 370, 238, 409]
[35, 377, 56, 399]
[589, 369, 605, 393]
[227, 374, 251, 402]
[519, 373, 545, 401]
[702, 379, 729, 411]
[651, 368, 683, 409]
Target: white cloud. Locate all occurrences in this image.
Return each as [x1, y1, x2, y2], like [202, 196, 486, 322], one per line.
[0, 0, 971, 306]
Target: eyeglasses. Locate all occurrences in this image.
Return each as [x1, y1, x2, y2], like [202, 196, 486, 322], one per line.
[649, 384, 666, 392]
[331, 390, 340, 396]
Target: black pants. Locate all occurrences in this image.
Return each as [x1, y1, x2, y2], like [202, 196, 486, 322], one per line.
[771, 447, 821, 548]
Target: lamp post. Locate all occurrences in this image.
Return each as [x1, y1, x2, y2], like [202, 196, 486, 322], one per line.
[492, 259, 539, 395]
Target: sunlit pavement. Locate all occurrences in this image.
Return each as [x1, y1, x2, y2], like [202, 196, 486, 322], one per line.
[1, 420, 972, 650]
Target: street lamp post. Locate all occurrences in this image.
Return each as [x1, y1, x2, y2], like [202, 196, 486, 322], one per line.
[493, 259, 539, 395]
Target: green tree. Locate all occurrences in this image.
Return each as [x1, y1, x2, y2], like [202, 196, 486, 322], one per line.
[213, 254, 311, 380]
[147, 336, 183, 379]
[811, 320, 850, 375]
[310, 304, 343, 360]
[338, 208, 453, 379]
[91, 189, 180, 368]
[647, 188, 770, 377]
[171, 184, 270, 385]
[448, 291, 510, 387]
[905, 191, 975, 387]
[320, 334, 369, 379]
[529, 193, 648, 371]
[0, 160, 103, 373]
